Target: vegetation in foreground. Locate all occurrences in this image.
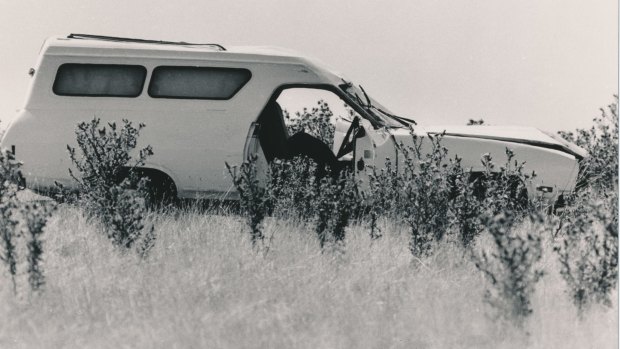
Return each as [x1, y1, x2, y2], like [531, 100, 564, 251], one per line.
[0, 97, 617, 348]
[0, 206, 617, 348]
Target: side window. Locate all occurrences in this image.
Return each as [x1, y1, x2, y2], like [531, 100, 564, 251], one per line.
[53, 64, 146, 97]
[276, 88, 359, 149]
[148, 66, 251, 99]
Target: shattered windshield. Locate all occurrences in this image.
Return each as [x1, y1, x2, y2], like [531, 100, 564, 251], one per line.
[339, 82, 414, 128]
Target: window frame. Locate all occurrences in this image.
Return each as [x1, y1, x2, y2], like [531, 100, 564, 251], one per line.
[268, 84, 384, 129]
[147, 66, 252, 100]
[52, 63, 147, 98]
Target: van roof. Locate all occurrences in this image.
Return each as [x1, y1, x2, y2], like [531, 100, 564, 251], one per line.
[41, 34, 348, 85]
[41, 34, 346, 79]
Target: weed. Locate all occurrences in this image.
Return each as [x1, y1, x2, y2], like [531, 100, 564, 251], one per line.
[398, 132, 453, 256]
[446, 156, 483, 247]
[558, 95, 618, 191]
[0, 148, 56, 293]
[284, 99, 336, 148]
[467, 118, 485, 126]
[364, 157, 401, 240]
[21, 202, 56, 291]
[68, 117, 154, 250]
[312, 172, 359, 249]
[226, 156, 270, 247]
[267, 157, 318, 221]
[473, 211, 544, 327]
[554, 191, 618, 315]
[553, 95, 619, 315]
[0, 149, 21, 293]
[478, 149, 534, 215]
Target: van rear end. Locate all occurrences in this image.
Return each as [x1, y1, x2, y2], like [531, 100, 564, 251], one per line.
[1, 37, 77, 195]
[1, 109, 72, 194]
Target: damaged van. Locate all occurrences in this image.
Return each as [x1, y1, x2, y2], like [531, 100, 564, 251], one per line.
[0, 34, 587, 203]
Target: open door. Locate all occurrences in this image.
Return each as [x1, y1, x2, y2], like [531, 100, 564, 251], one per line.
[242, 121, 269, 184]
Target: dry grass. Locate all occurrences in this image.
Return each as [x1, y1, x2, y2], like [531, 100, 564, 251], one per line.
[0, 205, 616, 349]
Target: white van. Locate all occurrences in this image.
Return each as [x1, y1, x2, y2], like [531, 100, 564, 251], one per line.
[0, 34, 586, 202]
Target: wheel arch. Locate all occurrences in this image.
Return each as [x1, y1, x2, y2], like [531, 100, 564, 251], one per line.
[123, 163, 180, 197]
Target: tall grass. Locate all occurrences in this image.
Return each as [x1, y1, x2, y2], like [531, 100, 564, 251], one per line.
[0, 205, 615, 349]
[0, 97, 617, 348]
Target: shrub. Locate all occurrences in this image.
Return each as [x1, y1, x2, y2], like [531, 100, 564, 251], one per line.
[361, 132, 536, 253]
[0, 148, 22, 293]
[554, 187, 618, 315]
[445, 156, 483, 247]
[558, 95, 618, 191]
[364, 157, 401, 240]
[473, 211, 544, 327]
[557, 198, 618, 312]
[553, 95, 619, 315]
[467, 118, 485, 126]
[477, 149, 534, 215]
[312, 171, 359, 249]
[398, 132, 453, 256]
[226, 156, 270, 247]
[229, 152, 363, 251]
[284, 99, 336, 148]
[267, 157, 318, 221]
[68, 117, 155, 251]
[0, 149, 56, 293]
[21, 202, 56, 291]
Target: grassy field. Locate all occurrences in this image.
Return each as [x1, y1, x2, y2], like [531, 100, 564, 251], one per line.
[0, 204, 616, 349]
[1, 98, 617, 348]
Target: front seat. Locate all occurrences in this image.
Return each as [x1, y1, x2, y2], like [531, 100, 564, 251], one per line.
[257, 101, 289, 162]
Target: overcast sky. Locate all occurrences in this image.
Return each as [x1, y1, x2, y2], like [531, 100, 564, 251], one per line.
[0, 0, 617, 132]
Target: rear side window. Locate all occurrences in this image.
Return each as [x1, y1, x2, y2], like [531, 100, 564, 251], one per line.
[53, 64, 147, 97]
[148, 66, 251, 100]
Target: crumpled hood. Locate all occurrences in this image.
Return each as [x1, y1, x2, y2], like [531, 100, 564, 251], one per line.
[423, 125, 588, 159]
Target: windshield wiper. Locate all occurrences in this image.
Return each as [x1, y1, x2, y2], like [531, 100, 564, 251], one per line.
[358, 84, 416, 127]
[341, 80, 417, 128]
[374, 107, 417, 126]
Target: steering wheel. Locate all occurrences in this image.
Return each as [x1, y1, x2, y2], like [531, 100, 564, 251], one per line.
[336, 116, 361, 159]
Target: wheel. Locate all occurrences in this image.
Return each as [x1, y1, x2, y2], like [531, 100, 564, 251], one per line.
[127, 169, 177, 208]
[141, 173, 177, 207]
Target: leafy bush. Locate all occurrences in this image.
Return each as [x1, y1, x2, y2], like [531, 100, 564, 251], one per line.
[312, 172, 359, 249]
[445, 156, 484, 247]
[68, 118, 155, 252]
[553, 192, 618, 315]
[448, 148, 537, 248]
[0, 149, 56, 293]
[558, 95, 618, 191]
[362, 131, 535, 252]
[284, 99, 336, 148]
[227, 97, 613, 329]
[21, 202, 56, 291]
[229, 154, 360, 251]
[364, 157, 400, 240]
[267, 157, 318, 221]
[226, 157, 270, 247]
[467, 118, 485, 126]
[0, 149, 22, 293]
[477, 149, 535, 215]
[398, 133, 453, 256]
[553, 95, 618, 315]
[473, 212, 544, 326]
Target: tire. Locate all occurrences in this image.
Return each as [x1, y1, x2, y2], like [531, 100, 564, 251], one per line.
[132, 169, 178, 208]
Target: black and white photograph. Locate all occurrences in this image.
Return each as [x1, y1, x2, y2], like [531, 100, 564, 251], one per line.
[0, 1, 618, 348]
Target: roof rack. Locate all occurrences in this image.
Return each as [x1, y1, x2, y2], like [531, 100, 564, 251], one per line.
[67, 33, 226, 51]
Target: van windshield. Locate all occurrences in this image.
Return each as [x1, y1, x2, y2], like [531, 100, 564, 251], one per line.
[339, 82, 414, 128]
